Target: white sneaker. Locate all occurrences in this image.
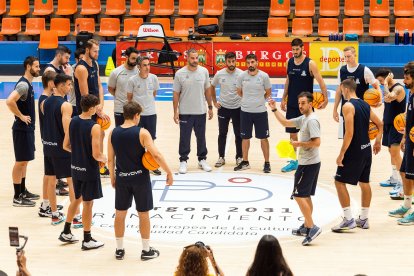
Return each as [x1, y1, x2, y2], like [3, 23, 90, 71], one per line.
[82, 238, 104, 250]
[198, 160, 212, 172]
[215, 157, 225, 167]
[179, 161, 187, 174]
[236, 157, 243, 166]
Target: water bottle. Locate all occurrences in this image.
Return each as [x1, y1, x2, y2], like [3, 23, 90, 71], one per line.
[403, 29, 410, 45]
[395, 29, 400, 45]
[412, 32, 414, 45]
[338, 32, 343, 41]
[334, 33, 339, 41]
[329, 33, 333, 41]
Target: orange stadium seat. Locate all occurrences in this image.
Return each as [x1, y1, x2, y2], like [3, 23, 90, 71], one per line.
[267, 17, 288, 37]
[395, 18, 414, 36]
[0, 0, 6, 16]
[270, 0, 290, 16]
[394, 0, 414, 17]
[318, 18, 339, 36]
[369, 18, 390, 37]
[50, 18, 71, 37]
[23, 18, 45, 36]
[178, 0, 199, 16]
[295, 0, 315, 17]
[344, 0, 364, 16]
[202, 0, 223, 16]
[370, 0, 389, 17]
[343, 18, 364, 35]
[319, 0, 340, 17]
[80, 0, 101, 16]
[151, 18, 174, 36]
[98, 18, 120, 37]
[154, 0, 175, 16]
[0, 17, 21, 35]
[129, 0, 150, 16]
[291, 17, 313, 36]
[122, 18, 144, 36]
[8, 0, 29, 16]
[105, 0, 126, 16]
[174, 18, 195, 37]
[56, 0, 77, 16]
[74, 17, 95, 35]
[32, 0, 54, 16]
[39, 30, 58, 49]
[198, 17, 218, 27]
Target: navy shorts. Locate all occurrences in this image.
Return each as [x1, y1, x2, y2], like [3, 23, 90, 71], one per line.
[139, 114, 157, 140]
[382, 124, 403, 147]
[13, 130, 35, 162]
[335, 152, 372, 185]
[286, 107, 301, 133]
[292, 163, 321, 198]
[240, 111, 269, 139]
[73, 177, 103, 201]
[44, 156, 71, 178]
[115, 179, 153, 212]
[400, 141, 414, 179]
[114, 112, 125, 127]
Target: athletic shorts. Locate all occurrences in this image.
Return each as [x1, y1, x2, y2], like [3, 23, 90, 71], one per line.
[139, 114, 157, 140]
[240, 111, 269, 139]
[73, 178, 103, 201]
[115, 180, 153, 212]
[400, 141, 414, 179]
[292, 163, 321, 198]
[382, 124, 403, 147]
[286, 107, 301, 133]
[335, 152, 372, 185]
[13, 130, 35, 162]
[44, 156, 71, 178]
[114, 112, 124, 127]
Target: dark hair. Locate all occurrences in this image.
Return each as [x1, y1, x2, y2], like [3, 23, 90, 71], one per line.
[246, 235, 293, 276]
[404, 61, 414, 79]
[298, 91, 313, 103]
[23, 56, 39, 70]
[246, 53, 257, 61]
[123, 101, 142, 120]
[375, 68, 392, 79]
[291, 38, 303, 47]
[225, 52, 236, 60]
[80, 94, 99, 112]
[125, 47, 139, 57]
[42, 71, 57, 89]
[85, 39, 99, 50]
[56, 45, 71, 56]
[138, 56, 150, 66]
[54, 73, 72, 87]
[341, 78, 357, 92]
[74, 48, 86, 60]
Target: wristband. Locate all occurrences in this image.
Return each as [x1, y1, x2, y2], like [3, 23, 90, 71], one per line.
[208, 106, 213, 110]
[271, 108, 277, 112]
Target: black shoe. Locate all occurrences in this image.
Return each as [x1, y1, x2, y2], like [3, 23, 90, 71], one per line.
[57, 179, 68, 188]
[38, 206, 52, 217]
[115, 249, 125, 260]
[151, 169, 162, 175]
[23, 189, 40, 200]
[57, 204, 63, 210]
[13, 194, 35, 207]
[234, 161, 250, 171]
[141, 247, 160, 261]
[56, 186, 69, 196]
[263, 162, 271, 173]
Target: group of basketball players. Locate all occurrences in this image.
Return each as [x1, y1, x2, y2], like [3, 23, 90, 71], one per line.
[5, 36, 414, 258]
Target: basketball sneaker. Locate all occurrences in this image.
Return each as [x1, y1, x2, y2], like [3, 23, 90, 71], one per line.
[82, 238, 104, 250]
[141, 247, 160, 261]
[57, 178, 68, 187]
[73, 215, 83, 229]
[215, 157, 225, 167]
[331, 218, 356, 232]
[388, 206, 411, 218]
[151, 169, 162, 175]
[380, 176, 398, 187]
[51, 212, 66, 225]
[59, 232, 79, 243]
[179, 161, 187, 174]
[389, 182, 403, 196]
[281, 160, 298, 173]
[13, 194, 35, 207]
[292, 223, 308, 236]
[355, 217, 369, 229]
[397, 212, 414, 225]
[236, 157, 243, 166]
[115, 249, 125, 260]
[38, 206, 52, 217]
[56, 186, 69, 196]
[263, 162, 271, 173]
[302, 225, 321, 246]
[234, 161, 250, 171]
[198, 160, 212, 172]
[23, 189, 40, 200]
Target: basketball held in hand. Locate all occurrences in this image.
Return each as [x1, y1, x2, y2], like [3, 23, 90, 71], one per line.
[142, 151, 160, 171]
[363, 89, 381, 107]
[393, 113, 406, 133]
[312, 92, 325, 109]
[368, 122, 379, 140]
[97, 117, 111, 130]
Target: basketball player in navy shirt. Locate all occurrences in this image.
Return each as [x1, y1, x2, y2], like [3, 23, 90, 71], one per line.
[332, 79, 383, 232]
[281, 38, 328, 173]
[59, 94, 107, 250]
[43, 45, 72, 75]
[107, 101, 173, 260]
[6, 56, 41, 207]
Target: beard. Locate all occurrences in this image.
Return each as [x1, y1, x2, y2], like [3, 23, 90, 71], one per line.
[294, 51, 302, 58]
[227, 65, 235, 71]
[30, 69, 40, 77]
[405, 83, 413, 89]
[248, 66, 255, 72]
[127, 61, 137, 67]
[189, 61, 198, 67]
[89, 53, 95, 61]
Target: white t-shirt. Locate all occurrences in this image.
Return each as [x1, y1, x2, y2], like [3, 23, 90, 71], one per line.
[211, 68, 242, 109]
[108, 65, 139, 113]
[236, 70, 272, 113]
[291, 113, 321, 165]
[126, 73, 159, 116]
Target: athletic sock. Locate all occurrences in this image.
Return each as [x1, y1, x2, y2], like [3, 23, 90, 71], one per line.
[41, 200, 50, 209]
[52, 211, 59, 217]
[343, 207, 353, 220]
[63, 222, 72, 234]
[392, 165, 399, 181]
[21, 177, 26, 193]
[360, 207, 369, 220]
[116, 237, 124, 250]
[13, 183, 21, 199]
[84, 231, 91, 243]
[404, 195, 413, 209]
[142, 239, 150, 252]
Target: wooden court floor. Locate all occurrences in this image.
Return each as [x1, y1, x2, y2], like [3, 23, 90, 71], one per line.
[0, 77, 413, 276]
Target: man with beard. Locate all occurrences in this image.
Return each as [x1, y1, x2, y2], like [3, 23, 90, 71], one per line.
[234, 53, 272, 173]
[173, 48, 214, 174]
[6, 56, 41, 207]
[74, 39, 110, 177]
[210, 52, 243, 167]
[44, 45, 72, 75]
[108, 47, 139, 127]
[281, 38, 328, 173]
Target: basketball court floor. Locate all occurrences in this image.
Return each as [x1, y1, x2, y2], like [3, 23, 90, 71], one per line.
[0, 76, 412, 276]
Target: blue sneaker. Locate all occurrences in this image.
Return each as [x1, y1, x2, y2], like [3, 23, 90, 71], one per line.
[292, 223, 308, 236]
[389, 206, 411, 218]
[302, 225, 321, 246]
[331, 218, 356, 232]
[397, 212, 414, 225]
[355, 217, 369, 229]
[389, 182, 402, 196]
[281, 160, 298, 173]
[380, 177, 398, 187]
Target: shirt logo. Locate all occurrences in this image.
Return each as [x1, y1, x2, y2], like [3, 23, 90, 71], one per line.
[301, 70, 307, 76]
[119, 170, 143, 177]
[361, 143, 371, 150]
[71, 165, 87, 172]
[42, 139, 58, 146]
[355, 78, 360, 84]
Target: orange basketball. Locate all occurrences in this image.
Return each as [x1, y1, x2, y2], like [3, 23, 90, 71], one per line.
[368, 122, 379, 140]
[142, 151, 159, 171]
[96, 117, 111, 130]
[393, 113, 406, 133]
[363, 88, 381, 107]
[410, 127, 414, 143]
[312, 92, 325, 109]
